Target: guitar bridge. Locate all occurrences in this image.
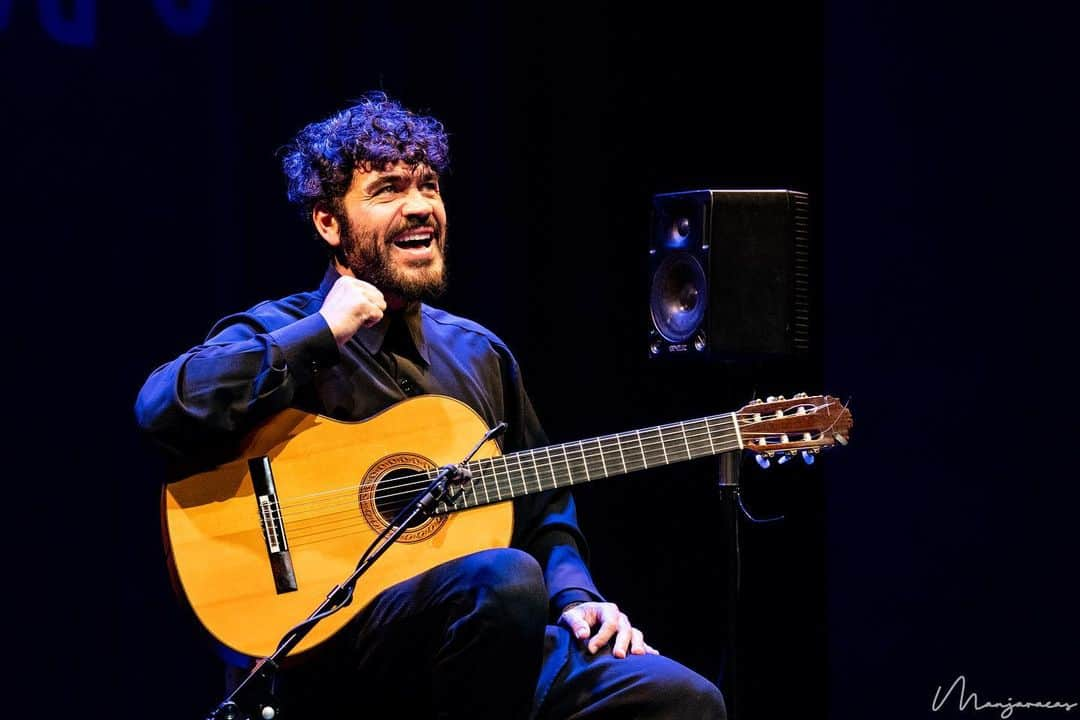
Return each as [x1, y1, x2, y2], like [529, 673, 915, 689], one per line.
[249, 456, 298, 594]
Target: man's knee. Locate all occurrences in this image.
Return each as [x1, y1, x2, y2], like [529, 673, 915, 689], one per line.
[458, 548, 547, 630]
[632, 659, 727, 720]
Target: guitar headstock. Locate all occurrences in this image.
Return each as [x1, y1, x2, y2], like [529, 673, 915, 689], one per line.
[736, 393, 853, 467]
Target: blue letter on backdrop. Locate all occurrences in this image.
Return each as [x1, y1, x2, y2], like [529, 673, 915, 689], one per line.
[153, 0, 212, 36]
[39, 0, 95, 47]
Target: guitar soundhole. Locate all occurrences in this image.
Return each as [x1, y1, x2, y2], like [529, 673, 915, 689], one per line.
[358, 452, 446, 543]
[372, 468, 432, 529]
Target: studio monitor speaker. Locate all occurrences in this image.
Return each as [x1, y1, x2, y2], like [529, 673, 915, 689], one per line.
[648, 189, 811, 360]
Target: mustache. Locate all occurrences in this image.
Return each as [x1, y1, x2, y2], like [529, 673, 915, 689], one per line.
[387, 220, 441, 242]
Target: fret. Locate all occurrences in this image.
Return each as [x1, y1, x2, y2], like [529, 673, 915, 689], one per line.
[613, 434, 628, 474]
[678, 422, 693, 458]
[575, 441, 592, 481]
[497, 455, 515, 497]
[620, 430, 646, 471]
[528, 449, 544, 493]
[498, 456, 514, 498]
[634, 429, 649, 469]
[635, 427, 660, 468]
[544, 447, 560, 488]
[660, 424, 690, 462]
[683, 419, 707, 458]
[469, 469, 480, 506]
[511, 453, 530, 496]
[491, 456, 506, 497]
[485, 458, 503, 501]
[609, 436, 626, 474]
[601, 436, 624, 475]
[558, 444, 576, 485]
[540, 448, 557, 490]
[583, 437, 608, 478]
[703, 416, 717, 454]
[476, 460, 491, 504]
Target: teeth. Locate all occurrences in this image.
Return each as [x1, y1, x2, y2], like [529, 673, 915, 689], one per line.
[396, 231, 433, 242]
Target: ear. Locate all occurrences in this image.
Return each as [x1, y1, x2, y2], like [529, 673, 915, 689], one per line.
[312, 201, 342, 248]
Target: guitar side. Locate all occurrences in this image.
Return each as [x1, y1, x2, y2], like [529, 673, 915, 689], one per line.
[161, 395, 513, 660]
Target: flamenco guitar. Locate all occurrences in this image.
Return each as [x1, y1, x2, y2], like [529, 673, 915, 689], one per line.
[163, 393, 852, 660]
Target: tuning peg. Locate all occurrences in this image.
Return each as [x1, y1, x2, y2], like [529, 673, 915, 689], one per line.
[834, 434, 848, 446]
[755, 454, 771, 469]
[777, 452, 791, 465]
[766, 395, 777, 402]
[794, 392, 808, 399]
[801, 450, 815, 465]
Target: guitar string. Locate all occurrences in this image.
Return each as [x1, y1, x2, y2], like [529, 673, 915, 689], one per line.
[275, 413, 836, 528]
[276, 418, 740, 514]
[277, 412, 830, 517]
[275, 423, 741, 535]
[281, 433, 822, 540]
[271, 407, 813, 512]
[283, 424, 738, 545]
[279, 408, 847, 545]
[267, 403, 843, 532]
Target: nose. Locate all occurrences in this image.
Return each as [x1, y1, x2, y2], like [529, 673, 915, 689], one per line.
[401, 188, 434, 220]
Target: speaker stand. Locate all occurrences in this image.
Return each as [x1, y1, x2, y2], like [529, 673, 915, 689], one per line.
[717, 451, 741, 720]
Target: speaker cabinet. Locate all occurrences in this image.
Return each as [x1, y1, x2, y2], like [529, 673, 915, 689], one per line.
[648, 189, 811, 360]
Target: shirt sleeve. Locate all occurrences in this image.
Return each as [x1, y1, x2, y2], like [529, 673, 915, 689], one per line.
[496, 344, 605, 618]
[134, 306, 340, 466]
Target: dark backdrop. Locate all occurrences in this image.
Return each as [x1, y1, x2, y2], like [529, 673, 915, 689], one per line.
[3, 1, 1076, 718]
[825, 1, 1080, 717]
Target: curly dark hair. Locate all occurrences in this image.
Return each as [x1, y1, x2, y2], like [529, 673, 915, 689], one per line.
[280, 91, 450, 218]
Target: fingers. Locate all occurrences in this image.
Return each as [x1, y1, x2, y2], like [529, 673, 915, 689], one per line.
[560, 605, 592, 642]
[609, 612, 634, 658]
[561, 602, 656, 659]
[588, 605, 626, 655]
[320, 277, 387, 344]
[629, 628, 646, 656]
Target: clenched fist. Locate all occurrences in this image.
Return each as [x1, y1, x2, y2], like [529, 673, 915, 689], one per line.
[319, 276, 387, 346]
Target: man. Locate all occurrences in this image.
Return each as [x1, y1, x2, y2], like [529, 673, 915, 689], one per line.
[136, 92, 726, 719]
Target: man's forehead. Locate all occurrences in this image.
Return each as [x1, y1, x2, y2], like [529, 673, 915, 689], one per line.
[358, 161, 438, 180]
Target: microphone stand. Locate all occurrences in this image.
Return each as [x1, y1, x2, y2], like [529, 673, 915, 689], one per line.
[717, 451, 741, 720]
[206, 422, 508, 720]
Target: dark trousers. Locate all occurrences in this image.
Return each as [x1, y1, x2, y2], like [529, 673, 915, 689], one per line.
[258, 548, 726, 719]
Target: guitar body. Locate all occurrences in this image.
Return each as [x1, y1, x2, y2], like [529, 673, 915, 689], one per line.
[162, 395, 512, 661]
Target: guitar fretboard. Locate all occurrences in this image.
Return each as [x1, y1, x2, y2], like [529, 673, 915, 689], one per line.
[432, 413, 742, 514]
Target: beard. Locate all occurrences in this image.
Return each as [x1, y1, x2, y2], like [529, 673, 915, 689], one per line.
[336, 215, 448, 301]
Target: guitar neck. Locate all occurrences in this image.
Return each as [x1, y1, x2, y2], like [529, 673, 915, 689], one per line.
[435, 412, 743, 514]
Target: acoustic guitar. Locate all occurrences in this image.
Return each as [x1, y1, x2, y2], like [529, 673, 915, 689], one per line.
[163, 393, 852, 660]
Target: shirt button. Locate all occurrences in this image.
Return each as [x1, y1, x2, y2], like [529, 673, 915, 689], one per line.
[399, 377, 414, 394]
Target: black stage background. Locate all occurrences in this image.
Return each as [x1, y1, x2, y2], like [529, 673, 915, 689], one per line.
[3, 1, 1076, 718]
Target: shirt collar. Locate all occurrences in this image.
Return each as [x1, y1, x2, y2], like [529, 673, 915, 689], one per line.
[317, 265, 430, 367]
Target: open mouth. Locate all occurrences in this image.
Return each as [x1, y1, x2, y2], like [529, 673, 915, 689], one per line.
[392, 229, 435, 250]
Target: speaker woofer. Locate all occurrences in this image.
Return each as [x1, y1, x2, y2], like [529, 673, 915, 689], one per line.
[650, 251, 707, 343]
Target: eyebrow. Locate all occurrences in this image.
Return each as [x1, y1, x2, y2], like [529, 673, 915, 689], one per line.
[363, 169, 440, 192]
